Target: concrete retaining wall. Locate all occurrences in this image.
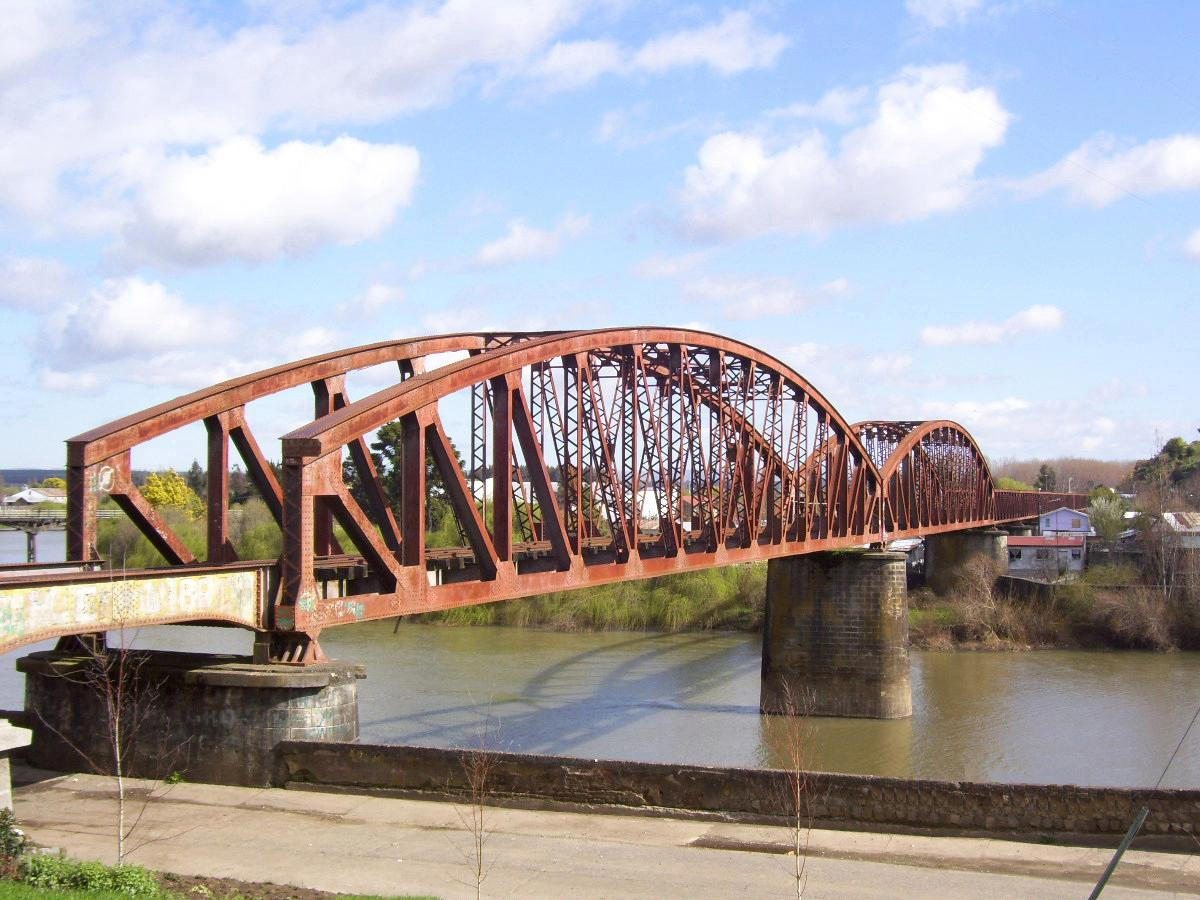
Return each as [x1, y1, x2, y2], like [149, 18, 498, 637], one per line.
[278, 742, 1200, 843]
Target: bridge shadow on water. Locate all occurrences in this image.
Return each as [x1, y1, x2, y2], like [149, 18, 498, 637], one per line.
[351, 628, 765, 763]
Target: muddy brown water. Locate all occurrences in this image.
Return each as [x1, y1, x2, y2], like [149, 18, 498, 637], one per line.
[2, 533, 1197, 788]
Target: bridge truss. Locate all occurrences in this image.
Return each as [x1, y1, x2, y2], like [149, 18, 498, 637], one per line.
[1, 329, 1087, 660]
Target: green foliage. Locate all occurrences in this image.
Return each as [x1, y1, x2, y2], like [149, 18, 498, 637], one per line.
[20, 856, 157, 899]
[0, 811, 29, 879]
[36, 477, 66, 490]
[96, 506, 206, 568]
[1088, 492, 1127, 543]
[414, 563, 767, 631]
[0, 812, 28, 863]
[995, 476, 1034, 491]
[226, 498, 282, 560]
[141, 470, 204, 519]
[1133, 435, 1200, 486]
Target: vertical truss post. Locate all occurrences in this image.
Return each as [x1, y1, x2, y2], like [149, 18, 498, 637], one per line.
[312, 376, 346, 557]
[66, 460, 100, 561]
[204, 410, 237, 563]
[491, 374, 513, 562]
[400, 411, 426, 569]
[280, 457, 317, 632]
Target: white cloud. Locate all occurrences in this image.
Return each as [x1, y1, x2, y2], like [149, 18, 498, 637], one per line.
[865, 352, 913, 376]
[632, 251, 709, 279]
[528, 10, 787, 92]
[769, 86, 869, 125]
[1185, 228, 1200, 260]
[0, 0, 90, 77]
[43, 278, 232, 365]
[0, 0, 578, 227]
[0, 257, 72, 310]
[680, 65, 1009, 239]
[121, 136, 420, 265]
[920, 304, 1064, 346]
[596, 105, 719, 149]
[527, 39, 625, 91]
[921, 396, 1030, 428]
[475, 214, 588, 267]
[685, 275, 848, 319]
[337, 283, 406, 319]
[632, 10, 788, 75]
[906, 0, 984, 28]
[1025, 133, 1200, 207]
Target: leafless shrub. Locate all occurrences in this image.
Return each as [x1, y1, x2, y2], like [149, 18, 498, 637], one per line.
[1091, 586, 1176, 650]
[771, 681, 816, 900]
[948, 555, 1027, 645]
[453, 713, 501, 900]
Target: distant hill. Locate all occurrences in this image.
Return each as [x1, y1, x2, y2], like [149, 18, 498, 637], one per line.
[1, 469, 152, 488]
[1, 469, 66, 487]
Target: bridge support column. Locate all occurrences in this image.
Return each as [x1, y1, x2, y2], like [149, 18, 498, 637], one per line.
[924, 528, 1007, 595]
[18, 650, 364, 787]
[760, 551, 911, 719]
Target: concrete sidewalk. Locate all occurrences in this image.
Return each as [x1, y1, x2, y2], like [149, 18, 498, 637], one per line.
[12, 768, 1200, 899]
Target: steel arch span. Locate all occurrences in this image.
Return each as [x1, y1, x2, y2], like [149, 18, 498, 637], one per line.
[1, 328, 1089, 661]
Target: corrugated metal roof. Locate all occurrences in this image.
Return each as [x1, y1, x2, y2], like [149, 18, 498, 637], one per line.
[1163, 511, 1200, 532]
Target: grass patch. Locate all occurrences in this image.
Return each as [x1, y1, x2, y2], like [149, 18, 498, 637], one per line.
[412, 562, 767, 632]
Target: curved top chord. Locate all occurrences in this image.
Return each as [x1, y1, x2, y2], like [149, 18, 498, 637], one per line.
[855, 420, 994, 483]
[67, 333, 554, 466]
[282, 327, 875, 474]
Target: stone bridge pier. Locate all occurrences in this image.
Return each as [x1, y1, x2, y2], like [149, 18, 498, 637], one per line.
[760, 550, 911, 719]
[924, 528, 1008, 595]
[18, 648, 365, 787]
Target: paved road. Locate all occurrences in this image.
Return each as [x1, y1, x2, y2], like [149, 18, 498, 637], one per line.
[12, 769, 1200, 899]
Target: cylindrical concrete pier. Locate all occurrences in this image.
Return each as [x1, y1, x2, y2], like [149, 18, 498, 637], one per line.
[923, 528, 1008, 595]
[18, 650, 364, 787]
[760, 550, 911, 719]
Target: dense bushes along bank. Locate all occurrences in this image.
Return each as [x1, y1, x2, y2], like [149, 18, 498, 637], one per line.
[909, 560, 1200, 651]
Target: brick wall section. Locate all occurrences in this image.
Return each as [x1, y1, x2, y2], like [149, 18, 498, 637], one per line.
[279, 742, 1200, 841]
[760, 551, 911, 718]
[925, 528, 1008, 595]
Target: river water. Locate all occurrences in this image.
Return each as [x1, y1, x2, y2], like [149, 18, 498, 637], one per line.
[2, 530, 1198, 788]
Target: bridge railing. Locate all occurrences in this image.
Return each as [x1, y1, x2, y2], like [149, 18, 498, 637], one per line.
[994, 490, 1091, 522]
[0, 507, 124, 525]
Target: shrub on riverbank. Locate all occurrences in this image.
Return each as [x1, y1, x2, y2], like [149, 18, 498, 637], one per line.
[908, 563, 1200, 651]
[414, 562, 767, 631]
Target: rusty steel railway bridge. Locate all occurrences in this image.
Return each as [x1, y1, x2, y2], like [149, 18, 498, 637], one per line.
[0, 328, 1086, 663]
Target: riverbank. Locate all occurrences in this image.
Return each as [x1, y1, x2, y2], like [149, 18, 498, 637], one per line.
[908, 561, 1200, 652]
[13, 768, 1198, 899]
[408, 559, 1200, 652]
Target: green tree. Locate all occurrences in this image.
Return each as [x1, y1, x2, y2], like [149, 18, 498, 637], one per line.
[185, 460, 206, 495]
[342, 420, 463, 538]
[1034, 463, 1057, 492]
[38, 476, 66, 490]
[995, 476, 1034, 491]
[1088, 491, 1126, 543]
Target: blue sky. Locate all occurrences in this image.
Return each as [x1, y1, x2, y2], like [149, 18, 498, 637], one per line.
[1, 0, 1197, 469]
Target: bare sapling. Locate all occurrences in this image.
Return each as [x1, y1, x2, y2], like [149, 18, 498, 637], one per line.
[35, 575, 188, 864]
[773, 680, 816, 900]
[453, 710, 501, 900]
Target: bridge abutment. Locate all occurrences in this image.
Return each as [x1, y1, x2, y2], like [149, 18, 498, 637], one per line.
[18, 650, 364, 787]
[924, 528, 1008, 595]
[760, 550, 911, 719]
